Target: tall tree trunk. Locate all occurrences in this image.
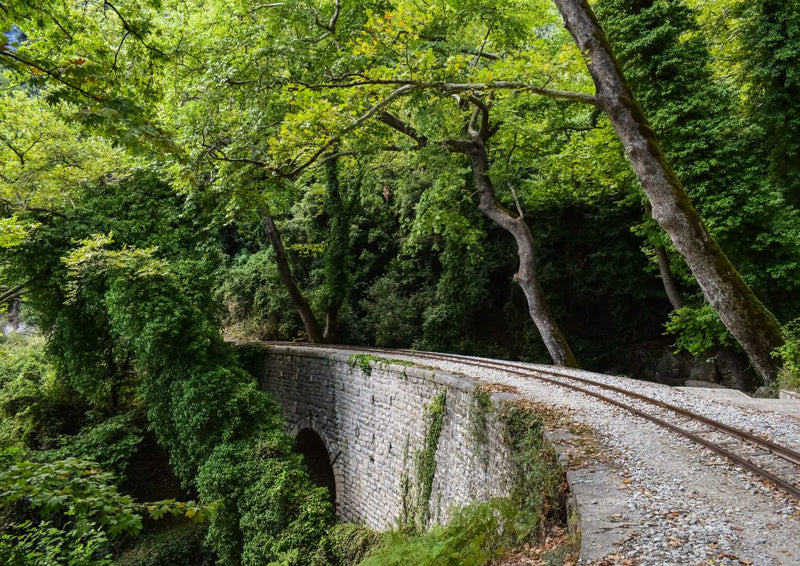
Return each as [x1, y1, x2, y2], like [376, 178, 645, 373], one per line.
[654, 245, 684, 311]
[258, 205, 325, 343]
[553, 0, 784, 384]
[466, 142, 578, 367]
[323, 304, 339, 343]
[321, 155, 350, 344]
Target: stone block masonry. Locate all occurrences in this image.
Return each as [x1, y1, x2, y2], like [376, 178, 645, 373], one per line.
[254, 344, 518, 530]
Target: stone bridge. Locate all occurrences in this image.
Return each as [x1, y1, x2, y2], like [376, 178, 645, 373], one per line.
[237, 342, 800, 564]
[241, 343, 521, 530]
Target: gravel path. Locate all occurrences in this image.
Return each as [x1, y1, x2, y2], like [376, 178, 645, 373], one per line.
[379, 351, 800, 565]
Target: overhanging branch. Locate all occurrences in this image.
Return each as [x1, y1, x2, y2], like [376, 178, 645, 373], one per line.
[299, 79, 598, 106]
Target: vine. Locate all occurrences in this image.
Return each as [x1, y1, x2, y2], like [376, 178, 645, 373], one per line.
[469, 386, 493, 446]
[415, 392, 446, 529]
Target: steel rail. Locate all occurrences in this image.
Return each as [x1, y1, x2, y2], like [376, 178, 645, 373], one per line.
[262, 341, 800, 500]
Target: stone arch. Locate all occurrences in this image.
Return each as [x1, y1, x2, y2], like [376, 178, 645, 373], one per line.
[295, 427, 337, 506]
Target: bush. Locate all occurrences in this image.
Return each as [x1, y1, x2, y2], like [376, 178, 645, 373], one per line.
[0, 457, 143, 564]
[359, 502, 511, 566]
[43, 413, 144, 481]
[665, 304, 735, 357]
[0, 458, 144, 538]
[118, 524, 214, 566]
[776, 320, 800, 392]
[220, 250, 304, 340]
[0, 333, 86, 450]
[326, 523, 381, 565]
[0, 520, 113, 566]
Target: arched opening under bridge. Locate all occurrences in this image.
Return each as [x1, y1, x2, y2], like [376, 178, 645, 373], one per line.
[295, 428, 336, 505]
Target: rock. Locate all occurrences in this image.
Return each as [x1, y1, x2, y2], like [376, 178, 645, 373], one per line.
[714, 347, 756, 391]
[752, 385, 779, 399]
[654, 352, 683, 382]
[688, 362, 717, 384]
[683, 380, 728, 389]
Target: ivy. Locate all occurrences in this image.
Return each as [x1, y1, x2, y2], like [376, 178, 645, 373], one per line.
[415, 392, 446, 530]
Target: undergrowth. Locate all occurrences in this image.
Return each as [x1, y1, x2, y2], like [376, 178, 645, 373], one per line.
[776, 320, 800, 392]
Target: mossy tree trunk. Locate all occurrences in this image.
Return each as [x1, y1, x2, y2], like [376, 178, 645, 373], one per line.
[460, 142, 578, 368]
[553, 0, 785, 384]
[258, 204, 325, 343]
[322, 155, 351, 343]
[377, 107, 578, 367]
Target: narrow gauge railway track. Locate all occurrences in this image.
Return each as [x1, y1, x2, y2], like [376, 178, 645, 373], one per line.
[265, 341, 800, 500]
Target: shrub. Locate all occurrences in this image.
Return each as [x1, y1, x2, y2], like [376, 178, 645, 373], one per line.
[0, 333, 85, 450]
[665, 305, 735, 357]
[0, 520, 113, 566]
[118, 524, 214, 566]
[776, 320, 800, 392]
[359, 502, 510, 566]
[44, 413, 144, 481]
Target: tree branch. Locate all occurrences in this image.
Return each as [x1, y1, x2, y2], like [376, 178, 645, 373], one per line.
[376, 111, 428, 147]
[103, 0, 167, 59]
[283, 83, 420, 177]
[300, 79, 599, 106]
[471, 21, 495, 68]
[0, 284, 25, 306]
[248, 2, 284, 15]
[0, 48, 104, 102]
[467, 94, 490, 141]
[312, 0, 341, 41]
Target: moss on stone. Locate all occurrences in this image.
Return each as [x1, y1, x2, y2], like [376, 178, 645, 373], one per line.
[347, 354, 415, 376]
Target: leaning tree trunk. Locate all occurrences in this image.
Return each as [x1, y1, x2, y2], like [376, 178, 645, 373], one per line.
[654, 245, 685, 311]
[466, 142, 578, 367]
[553, 0, 784, 384]
[258, 205, 325, 343]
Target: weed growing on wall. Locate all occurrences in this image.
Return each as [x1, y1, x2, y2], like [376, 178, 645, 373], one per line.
[348, 355, 415, 377]
[469, 387, 493, 446]
[500, 402, 567, 541]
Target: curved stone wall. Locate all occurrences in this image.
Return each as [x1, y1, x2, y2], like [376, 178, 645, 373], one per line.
[249, 344, 518, 530]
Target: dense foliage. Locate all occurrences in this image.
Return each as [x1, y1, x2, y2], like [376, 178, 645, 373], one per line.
[2, 0, 800, 564]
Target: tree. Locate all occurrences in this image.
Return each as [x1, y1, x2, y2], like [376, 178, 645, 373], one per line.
[551, 0, 785, 384]
[376, 105, 577, 366]
[1, 0, 789, 381]
[738, 0, 800, 203]
[595, 0, 800, 349]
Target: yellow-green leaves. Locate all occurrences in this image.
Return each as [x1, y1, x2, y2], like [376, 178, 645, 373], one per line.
[0, 91, 130, 211]
[0, 216, 33, 248]
[62, 233, 169, 302]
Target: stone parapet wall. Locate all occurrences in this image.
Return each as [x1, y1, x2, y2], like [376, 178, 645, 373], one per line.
[253, 344, 517, 530]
